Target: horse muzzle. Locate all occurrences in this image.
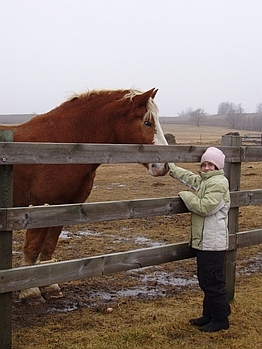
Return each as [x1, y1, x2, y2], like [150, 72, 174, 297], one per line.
[148, 162, 169, 176]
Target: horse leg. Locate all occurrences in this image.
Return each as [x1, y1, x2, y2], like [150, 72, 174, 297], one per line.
[38, 226, 63, 300]
[19, 227, 49, 303]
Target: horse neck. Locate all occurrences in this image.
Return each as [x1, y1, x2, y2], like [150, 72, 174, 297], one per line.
[65, 106, 117, 144]
[12, 90, 131, 144]
[57, 94, 127, 143]
[12, 106, 116, 144]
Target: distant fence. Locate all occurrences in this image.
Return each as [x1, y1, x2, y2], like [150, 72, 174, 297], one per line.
[243, 133, 262, 145]
[0, 132, 262, 348]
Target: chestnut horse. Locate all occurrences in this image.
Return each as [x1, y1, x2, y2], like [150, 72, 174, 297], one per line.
[1, 88, 169, 303]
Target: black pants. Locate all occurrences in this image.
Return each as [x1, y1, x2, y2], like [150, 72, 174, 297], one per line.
[196, 250, 231, 321]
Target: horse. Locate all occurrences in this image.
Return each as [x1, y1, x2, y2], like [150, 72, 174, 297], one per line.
[0, 88, 169, 303]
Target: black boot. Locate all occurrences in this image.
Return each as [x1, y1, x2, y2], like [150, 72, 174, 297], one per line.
[199, 318, 229, 332]
[189, 316, 211, 327]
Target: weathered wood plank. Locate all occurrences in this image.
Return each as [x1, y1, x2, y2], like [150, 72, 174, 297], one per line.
[0, 143, 242, 164]
[0, 242, 195, 293]
[0, 190, 260, 231]
[230, 189, 262, 207]
[235, 229, 262, 248]
[240, 145, 262, 162]
[0, 229, 261, 294]
[0, 130, 13, 349]
[1, 197, 188, 230]
[222, 135, 242, 301]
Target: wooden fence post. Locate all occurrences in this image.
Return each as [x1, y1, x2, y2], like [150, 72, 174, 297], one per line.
[0, 130, 13, 349]
[222, 135, 242, 301]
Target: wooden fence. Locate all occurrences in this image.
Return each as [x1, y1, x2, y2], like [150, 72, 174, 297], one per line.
[243, 133, 262, 145]
[0, 132, 262, 348]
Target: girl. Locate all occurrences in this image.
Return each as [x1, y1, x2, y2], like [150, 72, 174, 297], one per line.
[169, 147, 231, 332]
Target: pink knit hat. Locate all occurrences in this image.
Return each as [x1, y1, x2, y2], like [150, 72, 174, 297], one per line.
[200, 147, 225, 169]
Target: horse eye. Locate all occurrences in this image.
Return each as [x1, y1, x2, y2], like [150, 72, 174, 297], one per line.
[144, 120, 152, 127]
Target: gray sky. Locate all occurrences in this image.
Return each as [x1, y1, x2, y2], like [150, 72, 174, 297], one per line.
[1, 0, 262, 116]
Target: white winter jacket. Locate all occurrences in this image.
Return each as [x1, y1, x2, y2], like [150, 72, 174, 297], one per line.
[169, 165, 230, 251]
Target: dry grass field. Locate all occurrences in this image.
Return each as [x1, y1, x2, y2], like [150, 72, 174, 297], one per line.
[11, 124, 262, 349]
[162, 123, 259, 144]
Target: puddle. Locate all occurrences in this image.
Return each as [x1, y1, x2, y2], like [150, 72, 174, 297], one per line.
[60, 230, 72, 239]
[21, 265, 198, 315]
[93, 183, 126, 191]
[59, 229, 166, 247]
[48, 303, 78, 314]
[133, 236, 163, 247]
[60, 229, 103, 239]
[138, 269, 198, 287]
[105, 183, 126, 190]
[90, 287, 159, 301]
[89, 270, 198, 301]
[236, 251, 262, 275]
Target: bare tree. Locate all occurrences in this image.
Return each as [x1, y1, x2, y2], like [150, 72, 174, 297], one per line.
[256, 103, 262, 113]
[225, 103, 244, 129]
[190, 108, 206, 127]
[255, 105, 262, 131]
[178, 108, 192, 118]
[217, 101, 235, 115]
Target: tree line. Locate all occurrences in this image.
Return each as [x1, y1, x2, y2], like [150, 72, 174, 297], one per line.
[178, 102, 262, 131]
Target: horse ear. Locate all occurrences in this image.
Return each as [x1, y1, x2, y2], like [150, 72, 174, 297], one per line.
[133, 88, 158, 107]
[151, 88, 158, 99]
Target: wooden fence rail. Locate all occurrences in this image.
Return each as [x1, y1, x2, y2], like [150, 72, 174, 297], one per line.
[0, 228, 261, 295]
[0, 189, 261, 294]
[0, 142, 261, 164]
[0, 189, 261, 231]
[243, 133, 262, 145]
[0, 132, 261, 349]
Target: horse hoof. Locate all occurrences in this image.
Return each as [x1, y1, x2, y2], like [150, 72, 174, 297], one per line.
[19, 287, 46, 304]
[40, 284, 63, 300]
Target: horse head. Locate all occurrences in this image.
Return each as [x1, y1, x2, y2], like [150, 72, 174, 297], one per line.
[115, 88, 169, 176]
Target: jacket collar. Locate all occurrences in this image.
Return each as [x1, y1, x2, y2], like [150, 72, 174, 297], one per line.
[199, 169, 225, 179]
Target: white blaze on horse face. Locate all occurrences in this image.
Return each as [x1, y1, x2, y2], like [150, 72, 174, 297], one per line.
[148, 118, 168, 176]
[153, 119, 168, 146]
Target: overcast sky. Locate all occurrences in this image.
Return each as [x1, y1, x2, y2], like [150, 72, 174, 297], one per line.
[1, 0, 262, 116]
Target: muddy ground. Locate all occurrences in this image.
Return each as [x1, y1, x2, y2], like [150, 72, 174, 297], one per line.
[11, 125, 262, 332]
